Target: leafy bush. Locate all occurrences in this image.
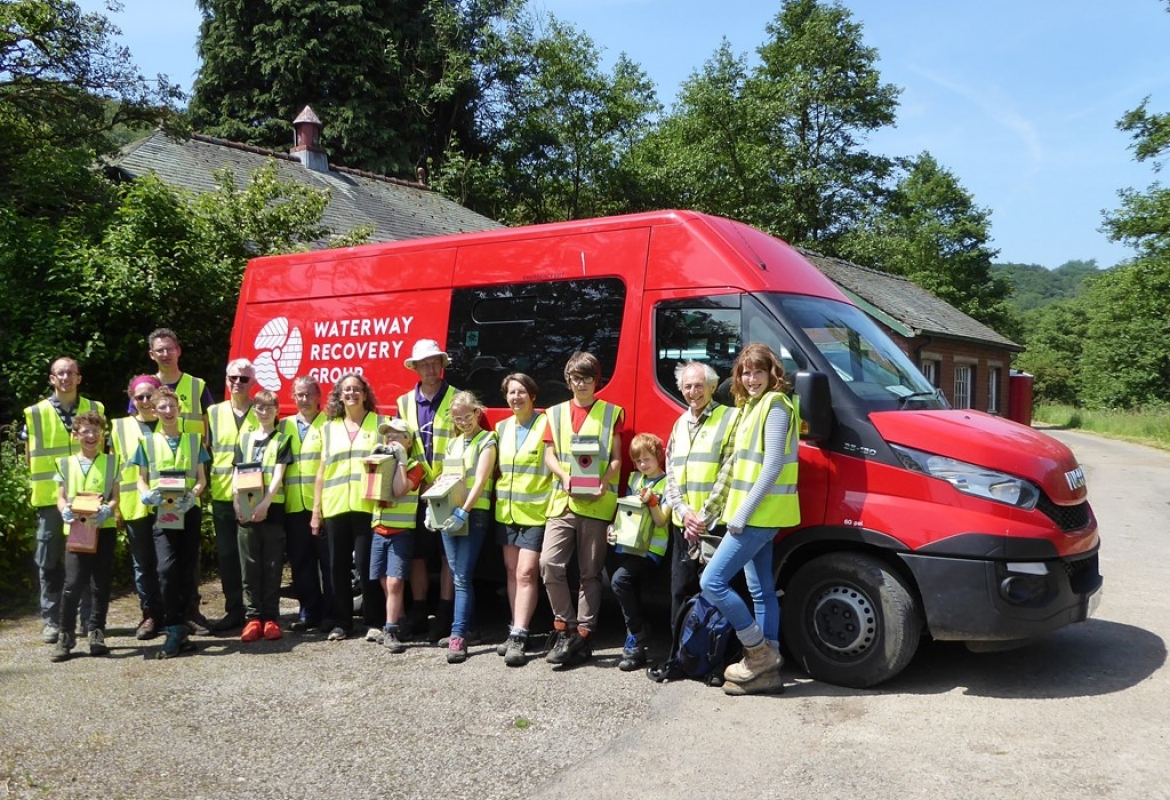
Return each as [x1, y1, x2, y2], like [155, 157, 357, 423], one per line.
[0, 424, 37, 606]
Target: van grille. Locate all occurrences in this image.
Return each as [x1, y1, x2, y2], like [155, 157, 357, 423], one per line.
[1036, 494, 1090, 532]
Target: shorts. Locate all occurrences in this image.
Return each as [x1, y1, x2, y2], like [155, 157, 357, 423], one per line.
[496, 522, 544, 553]
[369, 529, 414, 580]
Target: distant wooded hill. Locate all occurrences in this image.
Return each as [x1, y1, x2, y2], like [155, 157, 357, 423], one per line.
[993, 259, 1104, 313]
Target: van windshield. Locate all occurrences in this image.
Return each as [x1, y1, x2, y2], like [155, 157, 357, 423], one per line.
[759, 294, 948, 412]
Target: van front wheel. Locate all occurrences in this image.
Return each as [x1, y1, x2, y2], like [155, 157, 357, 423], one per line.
[782, 553, 922, 688]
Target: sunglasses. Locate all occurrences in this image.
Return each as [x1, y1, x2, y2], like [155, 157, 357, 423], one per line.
[133, 394, 154, 402]
[227, 375, 252, 384]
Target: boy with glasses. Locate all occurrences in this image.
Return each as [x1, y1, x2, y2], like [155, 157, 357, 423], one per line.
[206, 359, 260, 631]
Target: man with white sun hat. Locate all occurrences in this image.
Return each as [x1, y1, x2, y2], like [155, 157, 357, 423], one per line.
[396, 339, 459, 641]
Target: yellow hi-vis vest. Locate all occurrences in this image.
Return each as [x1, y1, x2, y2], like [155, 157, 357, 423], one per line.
[24, 397, 105, 507]
[495, 413, 553, 527]
[319, 413, 381, 518]
[207, 401, 259, 501]
[278, 414, 325, 514]
[546, 400, 622, 521]
[142, 432, 202, 506]
[237, 429, 286, 505]
[722, 392, 800, 529]
[669, 403, 739, 528]
[112, 416, 155, 522]
[58, 453, 118, 530]
[172, 373, 208, 436]
[396, 385, 456, 482]
[371, 458, 422, 530]
[442, 429, 497, 512]
[627, 471, 670, 557]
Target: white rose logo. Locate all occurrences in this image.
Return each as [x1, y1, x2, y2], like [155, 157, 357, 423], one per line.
[253, 317, 304, 390]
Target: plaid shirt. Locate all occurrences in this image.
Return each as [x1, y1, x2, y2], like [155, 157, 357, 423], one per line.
[663, 401, 737, 529]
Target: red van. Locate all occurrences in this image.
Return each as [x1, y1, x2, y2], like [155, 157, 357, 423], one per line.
[230, 209, 1101, 687]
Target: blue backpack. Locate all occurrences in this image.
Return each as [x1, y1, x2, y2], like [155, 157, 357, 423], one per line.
[649, 593, 741, 686]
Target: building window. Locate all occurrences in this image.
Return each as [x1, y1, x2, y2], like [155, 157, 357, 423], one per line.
[920, 359, 939, 387]
[988, 367, 1001, 413]
[953, 364, 973, 409]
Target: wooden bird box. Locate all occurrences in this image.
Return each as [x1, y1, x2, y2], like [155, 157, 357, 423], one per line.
[567, 434, 603, 496]
[235, 462, 265, 521]
[156, 469, 189, 530]
[362, 453, 398, 502]
[66, 492, 102, 554]
[422, 471, 468, 531]
[611, 496, 652, 557]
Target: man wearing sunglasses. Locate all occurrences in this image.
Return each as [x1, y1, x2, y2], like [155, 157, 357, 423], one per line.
[206, 359, 261, 632]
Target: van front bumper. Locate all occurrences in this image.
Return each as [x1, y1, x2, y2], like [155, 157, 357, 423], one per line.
[900, 547, 1103, 642]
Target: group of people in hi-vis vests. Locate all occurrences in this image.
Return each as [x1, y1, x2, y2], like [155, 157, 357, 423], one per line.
[24, 330, 799, 696]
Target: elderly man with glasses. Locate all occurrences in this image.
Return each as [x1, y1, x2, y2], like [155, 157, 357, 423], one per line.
[206, 359, 261, 632]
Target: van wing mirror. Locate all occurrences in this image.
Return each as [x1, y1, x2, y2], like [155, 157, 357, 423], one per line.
[793, 370, 832, 442]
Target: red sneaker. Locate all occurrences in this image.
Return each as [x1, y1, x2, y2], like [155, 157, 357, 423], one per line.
[262, 621, 283, 641]
[241, 619, 263, 643]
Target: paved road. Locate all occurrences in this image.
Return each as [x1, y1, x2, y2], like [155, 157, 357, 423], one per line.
[1, 428, 1166, 799]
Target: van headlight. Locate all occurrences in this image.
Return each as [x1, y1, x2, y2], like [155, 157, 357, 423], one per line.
[890, 444, 1040, 510]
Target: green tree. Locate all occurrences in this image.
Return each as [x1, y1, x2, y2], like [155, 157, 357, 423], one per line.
[1013, 298, 1090, 406]
[841, 152, 1012, 331]
[436, 12, 660, 223]
[189, 0, 514, 177]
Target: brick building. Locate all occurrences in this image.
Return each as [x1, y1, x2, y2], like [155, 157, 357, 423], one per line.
[801, 250, 1022, 415]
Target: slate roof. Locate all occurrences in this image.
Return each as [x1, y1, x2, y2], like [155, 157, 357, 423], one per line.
[107, 130, 503, 244]
[799, 249, 1022, 351]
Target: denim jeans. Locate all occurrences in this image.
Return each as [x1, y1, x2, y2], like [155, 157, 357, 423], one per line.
[440, 509, 489, 638]
[699, 524, 779, 642]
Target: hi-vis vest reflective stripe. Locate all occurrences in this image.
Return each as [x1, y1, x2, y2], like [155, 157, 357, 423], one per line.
[722, 392, 800, 529]
[58, 453, 118, 530]
[628, 472, 669, 557]
[495, 414, 553, 527]
[546, 400, 621, 521]
[442, 429, 497, 512]
[207, 401, 259, 501]
[238, 430, 286, 505]
[669, 404, 739, 528]
[24, 397, 105, 507]
[173, 373, 208, 436]
[371, 459, 421, 529]
[278, 414, 325, 514]
[396, 386, 455, 481]
[319, 413, 381, 518]
[142, 432, 202, 506]
[112, 417, 154, 522]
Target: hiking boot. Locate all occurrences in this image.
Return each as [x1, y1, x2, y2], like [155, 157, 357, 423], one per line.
[241, 619, 263, 643]
[446, 636, 468, 664]
[618, 633, 646, 672]
[365, 627, 383, 643]
[262, 621, 282, 641]
[88, 629, 109, 657]
[50, 631, 75, 663]
[496, 640, 509, 657]
[439, 630, 481, 648]
[158, 624, 186, 659]
[724, 640, 783, 684]
[503, 635, 528, 667]
[136, 616, 160, 640]
[41, 622, 60, 644]
[548, 630, 591, 667]
[545, 630, 573, 664]
[723, 669, 786, 696]
[383, 627, 406, 654]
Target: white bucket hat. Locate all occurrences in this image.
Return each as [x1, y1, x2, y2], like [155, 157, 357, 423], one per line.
[404, 339, 450, 370]
[378, 418, 412, 436]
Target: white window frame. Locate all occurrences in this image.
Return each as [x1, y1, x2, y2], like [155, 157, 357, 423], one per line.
[953, 364, 973, 409]
[987, 366, 1002, 413]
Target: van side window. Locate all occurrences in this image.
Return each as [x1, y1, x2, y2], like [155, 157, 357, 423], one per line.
[446, 278, 626, 407]
[655, 297, 742, 406]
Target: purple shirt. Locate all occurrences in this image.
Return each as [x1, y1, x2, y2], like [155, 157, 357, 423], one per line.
[414, 381, 448, 463]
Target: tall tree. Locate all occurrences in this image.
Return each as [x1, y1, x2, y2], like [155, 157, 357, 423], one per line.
[189, 0, 513, 177]
[840, 152, 1012, 331]
[436, 12, 660, 223]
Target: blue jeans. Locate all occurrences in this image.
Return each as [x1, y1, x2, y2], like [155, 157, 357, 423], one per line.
[440, 509, 489, 638]
[699, 525, 779, 642]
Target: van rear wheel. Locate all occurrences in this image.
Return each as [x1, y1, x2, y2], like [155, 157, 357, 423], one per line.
[782, 553, 922, 688]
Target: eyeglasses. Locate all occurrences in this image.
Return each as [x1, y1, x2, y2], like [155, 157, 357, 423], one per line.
[227, 375, 251, 384]
[568, 375, 595, 385]
[133, 394, 154, 402]
[452, 413, 476, 425]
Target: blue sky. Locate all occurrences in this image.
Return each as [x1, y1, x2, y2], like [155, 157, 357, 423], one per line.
[78, 0, 1170, 269]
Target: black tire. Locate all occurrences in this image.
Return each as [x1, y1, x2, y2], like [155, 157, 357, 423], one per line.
[782, 552, 922, 688]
